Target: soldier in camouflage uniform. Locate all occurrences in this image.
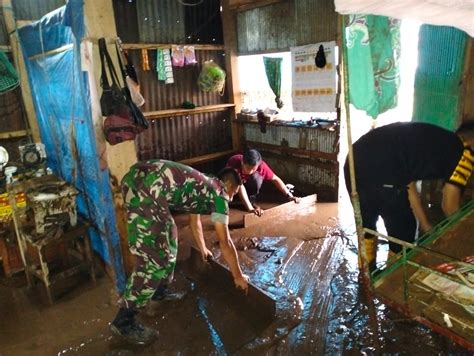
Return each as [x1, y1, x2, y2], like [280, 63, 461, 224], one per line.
[110, 159, 248, 345]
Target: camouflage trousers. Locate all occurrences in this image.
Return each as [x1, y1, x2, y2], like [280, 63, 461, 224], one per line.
[118, 171, 178, 310]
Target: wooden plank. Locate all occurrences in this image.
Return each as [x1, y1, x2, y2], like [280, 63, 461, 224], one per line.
[2, 1, 41, 142]
[178, 149, 235, 166]
[244, 194, 317, 228]
[222, 0, 243, 152]
[229, 0, 282, 12]
[28, 44, 73, 60]
[144, 104, 235, 120]
[189, 246, 276, 322]
[122, 43, 225, 51]
[0, 129, 30, 139]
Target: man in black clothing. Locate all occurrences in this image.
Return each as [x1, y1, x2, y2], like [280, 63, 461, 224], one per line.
[344, 121, 474, 268]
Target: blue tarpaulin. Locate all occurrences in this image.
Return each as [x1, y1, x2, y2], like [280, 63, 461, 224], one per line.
[17, 0, 125, 292]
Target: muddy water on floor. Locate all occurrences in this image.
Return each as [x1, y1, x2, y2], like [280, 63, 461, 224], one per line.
[1, 203, 471, 354]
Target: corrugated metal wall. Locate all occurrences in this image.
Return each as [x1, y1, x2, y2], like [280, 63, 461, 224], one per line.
[137, 111, 232, 161]
[242, 122, 339, 201]
[244, 123, 337, 153]
[113, 0, 230, 162]
[236, 0, 338, 54]
[113, 0, 139, 43]
[114, 0, 223, 44]
[413, 25, 468, 131]
[265, 155, 338, 201]
[11, 0, 65, 20]
[127, 48, 232, 161]
[128, 50, 228, 111]
[136, 0, 185, 43]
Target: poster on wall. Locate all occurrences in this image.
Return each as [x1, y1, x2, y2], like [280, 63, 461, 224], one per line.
[291, 41, 338, 112]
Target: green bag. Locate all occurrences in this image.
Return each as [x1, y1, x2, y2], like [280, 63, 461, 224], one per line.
[197, 60, 226, 94]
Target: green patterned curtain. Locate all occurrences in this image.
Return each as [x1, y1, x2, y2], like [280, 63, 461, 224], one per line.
[344, 15, 401, 118]
[263, 56, 283, 109]
[412, 25, 468, 131]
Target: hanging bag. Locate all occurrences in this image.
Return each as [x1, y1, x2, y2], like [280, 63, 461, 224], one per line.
[98, 38, 146, 145]
[103, 115, 143, 145]
[197, 60, 226, 95]
[98, 38, 127, 117]
[115, 40, 149, 129]
[116, 38, 145, 107]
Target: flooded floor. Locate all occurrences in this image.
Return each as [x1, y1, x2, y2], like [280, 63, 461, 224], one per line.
[0, 195, 471, 355]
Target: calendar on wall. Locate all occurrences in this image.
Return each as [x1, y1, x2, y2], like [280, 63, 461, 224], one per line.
[291, 41, 338, 113]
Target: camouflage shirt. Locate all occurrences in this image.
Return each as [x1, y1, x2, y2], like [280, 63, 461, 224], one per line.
[123, 159, 230, 224]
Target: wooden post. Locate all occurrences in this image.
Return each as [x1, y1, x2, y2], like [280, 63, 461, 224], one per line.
[221, 0, 244, 152]
[1, 0, 41, 142]
[83, 0, 136, 278]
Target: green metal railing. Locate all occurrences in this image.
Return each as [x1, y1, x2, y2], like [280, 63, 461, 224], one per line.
[370, 199, 474, 303]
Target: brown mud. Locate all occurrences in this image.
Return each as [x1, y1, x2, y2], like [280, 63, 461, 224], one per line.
[0, 198, 471, 355]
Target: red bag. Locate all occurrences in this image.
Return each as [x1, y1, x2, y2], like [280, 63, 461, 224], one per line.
[103, 115, 143, 145]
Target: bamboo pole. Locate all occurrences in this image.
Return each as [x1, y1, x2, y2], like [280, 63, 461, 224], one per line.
[341, 14, 381, 350]
[341, 16, 372, 286]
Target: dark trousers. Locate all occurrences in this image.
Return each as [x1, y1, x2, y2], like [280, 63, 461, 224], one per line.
[344, 160, 417, 253]
[244, 173, 264, 200]
[356, 185, 417, 253]
[358, 187, 417, 252]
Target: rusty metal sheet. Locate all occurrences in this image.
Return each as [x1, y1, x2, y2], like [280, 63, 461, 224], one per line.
[236, 0, 338, 55]
[244, 193, 317, 228]
[189, 246, 276, 323]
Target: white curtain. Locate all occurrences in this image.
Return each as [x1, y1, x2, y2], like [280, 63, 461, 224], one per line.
[335, 0, 474, 37]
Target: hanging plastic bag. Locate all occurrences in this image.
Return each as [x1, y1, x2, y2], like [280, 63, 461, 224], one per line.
[171, 45, 185, 67]
[184, 45, 197, 65]
[126, 76, 145, 107]
[197, 60, 226, 94]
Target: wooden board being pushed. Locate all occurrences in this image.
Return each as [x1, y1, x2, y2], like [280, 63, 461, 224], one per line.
[244, 193, 317, 228]
[189, 246, 276, 324]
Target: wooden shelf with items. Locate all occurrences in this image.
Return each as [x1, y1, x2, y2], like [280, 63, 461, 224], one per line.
[143, 104, 235, 121]
[122, 43, 224, 51]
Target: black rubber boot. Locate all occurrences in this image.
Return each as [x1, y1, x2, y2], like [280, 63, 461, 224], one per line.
[110, 307, 158, 345]
[151, 285, 168, 301]
[151, 284, 186, 302]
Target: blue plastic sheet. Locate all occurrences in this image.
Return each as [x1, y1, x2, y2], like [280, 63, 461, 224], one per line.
[18, 0, 125, 292]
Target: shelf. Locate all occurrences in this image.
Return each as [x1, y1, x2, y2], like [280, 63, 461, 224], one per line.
[144, 104, 235, 120]
[229, 0, 283, 12]
[0, 129, 30, 140]
[179, 149, 235, 166]
[122, 43, 225, 51]
[244, 140, 338, 162]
